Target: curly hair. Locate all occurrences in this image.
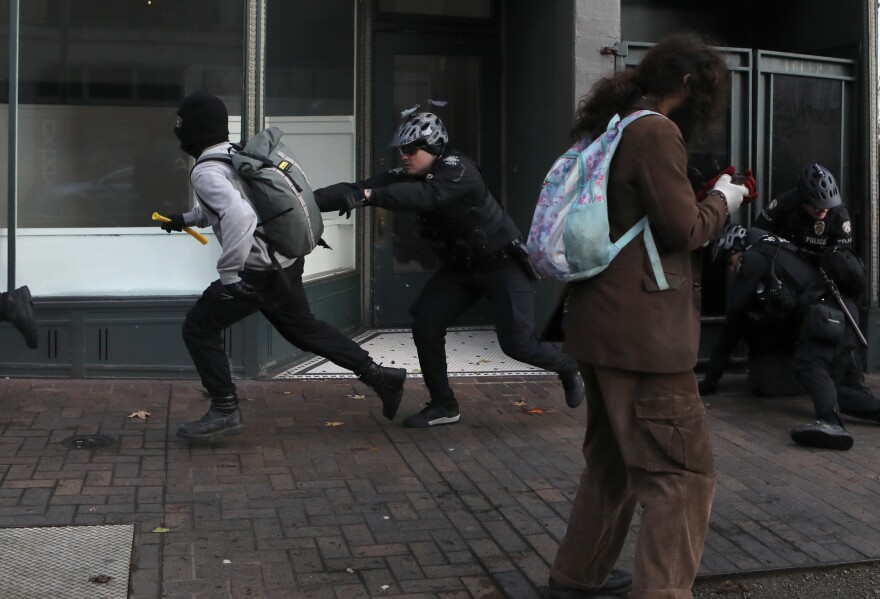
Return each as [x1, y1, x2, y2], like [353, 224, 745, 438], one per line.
[571, 33, 730, 141]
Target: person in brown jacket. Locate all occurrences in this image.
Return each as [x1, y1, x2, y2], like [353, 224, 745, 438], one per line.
[548, 34, 753, 599]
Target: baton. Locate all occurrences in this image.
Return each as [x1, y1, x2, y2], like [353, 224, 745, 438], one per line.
[152, 212, 209, 245]
[819, 267, 868, 347]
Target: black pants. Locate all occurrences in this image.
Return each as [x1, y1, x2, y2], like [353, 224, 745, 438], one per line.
[182, 259, 371, 397]
[794, 297, 880, 423]
[409, 260, 576, 403]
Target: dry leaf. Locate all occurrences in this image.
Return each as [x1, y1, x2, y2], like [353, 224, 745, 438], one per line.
[325, 421, 344, 427]
[128, 411, 151, 420]
[283, 391, 292, 395]
[525, 407, 548, 415]
[152, 526, 169, 534]
[346, 567, 355, 573]
[510, 400, 528, 407]
[347, 394, 366, 400]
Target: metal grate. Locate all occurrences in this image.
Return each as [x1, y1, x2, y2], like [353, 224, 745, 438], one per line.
[60, 434, 116, 450]
[0, 525, 134, 599]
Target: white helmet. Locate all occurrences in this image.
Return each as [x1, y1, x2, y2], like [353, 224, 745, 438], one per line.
[390, 111, 448, 152]
[711, 224, 748, 261]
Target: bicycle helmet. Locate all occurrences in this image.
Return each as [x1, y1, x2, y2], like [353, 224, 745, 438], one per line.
[390, 111, 448, 155]
[796, 163, 841, 209]
[711, 223, 749, 261]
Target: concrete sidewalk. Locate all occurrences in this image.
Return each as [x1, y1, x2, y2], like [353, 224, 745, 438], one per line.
[0, 372, 878, 598]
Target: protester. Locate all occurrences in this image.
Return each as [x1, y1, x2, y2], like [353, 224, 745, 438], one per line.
[161, 91, 406, 441]
[313, 110, 586, 428]
[544, 33, 752, 598]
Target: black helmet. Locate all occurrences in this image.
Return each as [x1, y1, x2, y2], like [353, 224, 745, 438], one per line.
[711, 223, 749, 261]
[796, 163, 841, 209]
[390, 111, 448, 155]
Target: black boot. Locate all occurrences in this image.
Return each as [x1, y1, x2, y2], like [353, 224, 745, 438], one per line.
[1, 286, 38, 349]
[177, 394, 243, 440]
[358, 362, 406, 420]
[558, 368, 585, 408]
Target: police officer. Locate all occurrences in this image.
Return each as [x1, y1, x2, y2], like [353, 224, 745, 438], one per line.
[755, 163, 853, 254]
[315, 109, 584, 428]
[709, 224, 880, 450]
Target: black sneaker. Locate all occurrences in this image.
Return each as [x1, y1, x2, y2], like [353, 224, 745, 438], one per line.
[177, 407, 243, 440]
[790, 420, 854, 450]
[358, 362, 407, 420]
[403, 401, 460, 428]
[558, 369, 585, 408]
[4, 286, 37, 349]
[548, 569, 633, 598]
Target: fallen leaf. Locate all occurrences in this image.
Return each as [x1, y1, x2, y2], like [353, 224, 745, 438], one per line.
[283, 391, 291, 395]
[325, 421, 344, 427]
[88, 575, 113, 584]
[152, 526, 169, 534]
[347, 394, 366, 400]
[128, 410, 151, 420]
[510, 400, 528, 407]
[346, 567, 355, 573]
[474, 358, 491, 365]
[380, 585, 390, 590]
[524, 407, 549, 415]
[223, 559, 232, 564]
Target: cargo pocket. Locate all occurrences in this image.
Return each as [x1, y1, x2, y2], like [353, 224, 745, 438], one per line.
[635, 394, 714, 475]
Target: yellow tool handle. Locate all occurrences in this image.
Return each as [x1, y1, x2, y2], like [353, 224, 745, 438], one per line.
[152, 212, 209, 245]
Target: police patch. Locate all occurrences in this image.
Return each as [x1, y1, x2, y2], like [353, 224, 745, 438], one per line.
[842, 220, 852, 233]
[814, 220, 826, 235]
[768, 199, 777, 210]
[443, 155, 460, 166]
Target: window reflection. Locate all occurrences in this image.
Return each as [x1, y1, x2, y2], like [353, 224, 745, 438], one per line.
[0, 0, 243, 228]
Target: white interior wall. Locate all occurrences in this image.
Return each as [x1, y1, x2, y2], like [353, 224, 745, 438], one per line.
[1, 114, 357, 296]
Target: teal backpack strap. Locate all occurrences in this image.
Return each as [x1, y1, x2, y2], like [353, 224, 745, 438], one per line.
[642, 225, 669, 290]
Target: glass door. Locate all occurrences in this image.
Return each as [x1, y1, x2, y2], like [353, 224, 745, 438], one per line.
[371, 31, 500, 326]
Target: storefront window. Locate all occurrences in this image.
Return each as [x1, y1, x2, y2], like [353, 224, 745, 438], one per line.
[0, 0, 243, 229]
[265, 0, 356, 278]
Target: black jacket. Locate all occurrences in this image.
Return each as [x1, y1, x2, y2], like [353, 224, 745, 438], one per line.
[755, 189, 853, 254]
[317, 148, 520, 269]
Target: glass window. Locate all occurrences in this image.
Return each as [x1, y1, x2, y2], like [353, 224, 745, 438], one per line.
[265, 1, 354, 117]
[769, 75, 842, 199]
[378, 0, 492, 18]
[0, 0, 243, 228]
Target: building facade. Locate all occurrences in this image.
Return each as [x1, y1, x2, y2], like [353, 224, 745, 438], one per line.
[1, 0, 878, 377]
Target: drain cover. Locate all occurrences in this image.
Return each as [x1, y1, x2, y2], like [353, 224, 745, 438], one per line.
[60, 435, 115, 450]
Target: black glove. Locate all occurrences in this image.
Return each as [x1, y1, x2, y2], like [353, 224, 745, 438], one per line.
[159, 214, 186, 233]
[337, 190, 367, 219]
[222, 280, 263, 305]
[315, 188, 366, 219]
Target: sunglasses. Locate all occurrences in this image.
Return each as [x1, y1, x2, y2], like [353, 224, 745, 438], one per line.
[398, 145, 422, 157]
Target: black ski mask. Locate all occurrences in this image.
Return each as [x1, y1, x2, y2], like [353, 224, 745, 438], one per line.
[174, 92, 229, 158]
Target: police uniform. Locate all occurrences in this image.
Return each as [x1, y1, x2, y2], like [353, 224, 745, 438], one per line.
[316, 148, 578, 409]
[755, 189, 853, 253]
[718, 233, 880, 424]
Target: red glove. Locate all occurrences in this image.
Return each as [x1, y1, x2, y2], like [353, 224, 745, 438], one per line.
[737, 168, 758, 205]
[695, 165, 735, 202]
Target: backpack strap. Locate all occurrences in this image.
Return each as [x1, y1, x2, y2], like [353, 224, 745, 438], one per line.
[609, 110, 670, 291]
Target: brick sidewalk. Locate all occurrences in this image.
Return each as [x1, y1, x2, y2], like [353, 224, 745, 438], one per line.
[0, 373, 879, 598]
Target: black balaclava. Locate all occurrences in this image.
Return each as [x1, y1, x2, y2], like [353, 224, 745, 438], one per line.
[174, 92, 229, 158]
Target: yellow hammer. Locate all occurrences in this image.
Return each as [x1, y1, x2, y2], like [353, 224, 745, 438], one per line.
[152, 212, 209, 245]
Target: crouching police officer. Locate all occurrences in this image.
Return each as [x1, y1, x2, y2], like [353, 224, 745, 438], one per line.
[315, 109, 584, 428]
[755, 163, 852, 255]
[709, 224, 880, 450]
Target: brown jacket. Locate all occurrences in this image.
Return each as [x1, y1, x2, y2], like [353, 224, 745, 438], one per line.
[562, 112, 727, 373]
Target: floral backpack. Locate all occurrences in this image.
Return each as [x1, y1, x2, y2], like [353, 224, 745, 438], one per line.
[526, 110, 669, 289]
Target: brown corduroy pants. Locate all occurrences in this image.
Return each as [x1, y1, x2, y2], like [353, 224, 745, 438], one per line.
[550, 363, 717, 599]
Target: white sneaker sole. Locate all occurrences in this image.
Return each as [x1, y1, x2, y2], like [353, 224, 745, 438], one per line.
[427, 414, 461, 426]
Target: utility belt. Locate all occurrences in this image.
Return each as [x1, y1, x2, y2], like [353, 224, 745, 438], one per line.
[446, 238, 540, 279]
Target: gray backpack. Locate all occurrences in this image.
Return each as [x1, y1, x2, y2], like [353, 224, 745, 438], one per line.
[197, 127, 326, 263]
